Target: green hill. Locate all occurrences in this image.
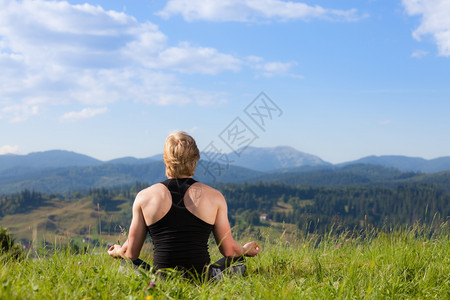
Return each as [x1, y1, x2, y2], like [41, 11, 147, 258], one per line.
[1, 224, 448, 299]
[0, 160, 262, 194]
[1, 180, 448, 244]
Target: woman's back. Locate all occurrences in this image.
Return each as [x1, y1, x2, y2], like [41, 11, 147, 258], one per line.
[146, 178, 214, 273]
[107, 131, 260, 278]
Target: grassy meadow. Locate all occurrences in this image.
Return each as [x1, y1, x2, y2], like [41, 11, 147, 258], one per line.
[1, 223, 449, 299]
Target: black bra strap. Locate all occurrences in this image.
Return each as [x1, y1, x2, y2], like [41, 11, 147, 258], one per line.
[161, 178, 197, 207]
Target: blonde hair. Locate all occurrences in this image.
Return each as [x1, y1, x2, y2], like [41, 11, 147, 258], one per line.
[163, 131, 200, 178]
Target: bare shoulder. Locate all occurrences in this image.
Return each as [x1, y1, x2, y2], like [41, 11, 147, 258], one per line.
[135, 183, 172, 225]
[192, 182, 226, 204]
[135, 183, 168, 205]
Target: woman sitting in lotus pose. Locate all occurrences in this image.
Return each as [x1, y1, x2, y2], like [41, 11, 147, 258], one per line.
[108, 131, 260, 279]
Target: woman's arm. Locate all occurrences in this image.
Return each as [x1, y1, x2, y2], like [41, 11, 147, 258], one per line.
[212, 193, 260, 258]
[108, 197, 148, 260]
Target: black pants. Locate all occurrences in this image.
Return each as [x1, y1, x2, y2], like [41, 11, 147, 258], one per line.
[208, 256, 246, 281]
[131, 256, 246, 281]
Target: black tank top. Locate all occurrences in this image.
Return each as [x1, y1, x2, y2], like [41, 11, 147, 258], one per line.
[147, 178, 214, 274]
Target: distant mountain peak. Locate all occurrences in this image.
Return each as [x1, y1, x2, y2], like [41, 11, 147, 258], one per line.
[339, 155, 450, 173]
[230, 145, 331, 172]
[0, 149, 102, 172]
[2, 147, 450, 194]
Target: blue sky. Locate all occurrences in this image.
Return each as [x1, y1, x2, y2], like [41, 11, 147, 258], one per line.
[1, 0, 449, 164]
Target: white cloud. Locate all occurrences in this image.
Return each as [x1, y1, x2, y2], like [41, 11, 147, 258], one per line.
[0, 0, 255, 122]
[0, 145, 19, 155]
[403, 0, 450, 56]
[1, 102, 39, 123]
[0, 0, 298, 123]
[411, 49, 429, 58]
[157, 0, 366, 22]
[245, 57, 300, 78]
[260, 61, 298, 77]
[139, 42, 242, 74]
[60, 107, 108, 122]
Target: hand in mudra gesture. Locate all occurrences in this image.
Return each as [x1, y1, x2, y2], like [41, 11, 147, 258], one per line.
[243, 241, 261, 257]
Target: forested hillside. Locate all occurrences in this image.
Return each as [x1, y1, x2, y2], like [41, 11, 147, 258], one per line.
[1, 180, 448, 242]
[218, 183, 449, 233]
[2, 147, 450, 194]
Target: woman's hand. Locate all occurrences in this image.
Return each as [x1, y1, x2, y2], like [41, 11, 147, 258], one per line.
[107, 244, 123, 258]
[243, 241, 261, 257]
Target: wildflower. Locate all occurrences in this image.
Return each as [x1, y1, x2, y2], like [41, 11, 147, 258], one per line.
[77, 261, 82, 265]
[149, 281, 156, 289]
[145, 296, 152, 300]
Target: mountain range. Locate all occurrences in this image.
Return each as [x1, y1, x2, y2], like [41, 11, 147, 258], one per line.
[1, 146, 450, 194]
[228, 146, 331, 171]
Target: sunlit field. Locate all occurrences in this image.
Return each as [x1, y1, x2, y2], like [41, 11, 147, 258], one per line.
[1, 223, 448, 299]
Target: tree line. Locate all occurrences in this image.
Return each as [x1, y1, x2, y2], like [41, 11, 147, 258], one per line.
[0, 189, 45, 217]
[214, 182, 449, 232]
[1, 182, 448, 234]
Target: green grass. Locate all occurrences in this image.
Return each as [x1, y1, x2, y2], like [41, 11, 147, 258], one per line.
[1, 224, 449, 299]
